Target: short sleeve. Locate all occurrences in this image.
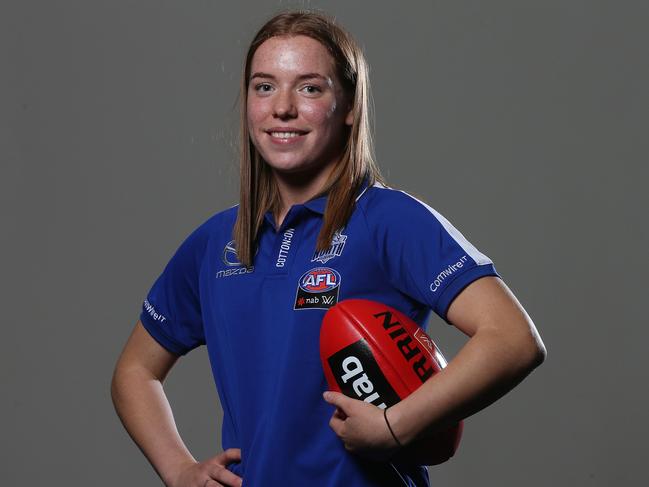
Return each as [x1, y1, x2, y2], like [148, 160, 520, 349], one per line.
[361, 187, 500, 322]
[139, 221, 210, 355]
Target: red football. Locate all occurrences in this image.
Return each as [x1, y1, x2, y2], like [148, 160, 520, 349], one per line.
[320, 298, 463, 465]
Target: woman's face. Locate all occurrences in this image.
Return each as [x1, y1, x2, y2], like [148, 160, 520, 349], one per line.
[246, 35, 353, 177]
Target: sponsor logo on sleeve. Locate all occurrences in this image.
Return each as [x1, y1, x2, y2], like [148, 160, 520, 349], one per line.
[217, 240, 255, 278]
[429, 255, 468, 292]
[143, 299, 167, 323]
[294, 267, 341, 310]
[311, 230, 347, 264]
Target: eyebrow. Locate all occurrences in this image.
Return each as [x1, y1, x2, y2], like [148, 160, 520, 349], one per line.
[249, 72, 331, 84]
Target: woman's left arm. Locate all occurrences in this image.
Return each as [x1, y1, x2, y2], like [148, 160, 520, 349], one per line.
[324, 275, 547, 459]
[388, 275, 547, 445]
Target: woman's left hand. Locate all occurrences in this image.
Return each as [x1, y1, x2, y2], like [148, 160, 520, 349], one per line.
[323, 391, 401, 461]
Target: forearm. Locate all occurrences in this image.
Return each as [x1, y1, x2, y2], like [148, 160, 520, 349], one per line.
[111, 366, 195, 486]
[388, 326, 545, 445]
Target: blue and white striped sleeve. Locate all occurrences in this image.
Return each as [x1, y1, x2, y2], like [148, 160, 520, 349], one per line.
[361, 186, 500, 322]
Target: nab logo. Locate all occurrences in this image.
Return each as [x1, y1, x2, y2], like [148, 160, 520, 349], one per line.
[299, 267, 340, 293]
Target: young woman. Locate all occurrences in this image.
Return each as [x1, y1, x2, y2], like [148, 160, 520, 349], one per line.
[111, 10, 546, 487]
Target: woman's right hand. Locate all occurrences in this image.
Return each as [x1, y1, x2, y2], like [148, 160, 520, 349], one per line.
[111, 323, 243, 486]
[170, 448, 243, 487]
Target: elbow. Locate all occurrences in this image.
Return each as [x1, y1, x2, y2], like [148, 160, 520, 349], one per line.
[501, 336, 546, 384]
[110, 361, 132, 410]
[527, 344, 546, 372]
[534, 340, 547, 366]
[110, 366, 123, 409]
[522, 331, 547, 372]
[498, 323, 547, 374]
[513, 314, 547, 371]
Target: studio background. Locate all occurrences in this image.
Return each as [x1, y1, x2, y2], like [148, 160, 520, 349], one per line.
[2, 1, 647, 485]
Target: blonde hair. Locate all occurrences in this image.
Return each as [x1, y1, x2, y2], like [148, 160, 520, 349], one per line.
[233, 10, 387, 267]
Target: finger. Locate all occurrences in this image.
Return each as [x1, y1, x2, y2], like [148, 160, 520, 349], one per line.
[333, 407, 347, 420]
[323, 391, 349, 411]
[207, 449, 241, 470]
[207, 465, 243, 487]
[215, 448, 242, 464]
[204, 480, 224, 487]
[329, 413, 344, 435]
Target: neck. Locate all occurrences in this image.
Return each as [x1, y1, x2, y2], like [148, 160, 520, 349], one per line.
[272, 160, 336, 227]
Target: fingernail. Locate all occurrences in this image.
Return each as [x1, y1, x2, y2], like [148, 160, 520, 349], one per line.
[323, 391, 330, 400]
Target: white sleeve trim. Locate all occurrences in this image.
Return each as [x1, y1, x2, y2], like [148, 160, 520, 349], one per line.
[396, 189, 493, 266]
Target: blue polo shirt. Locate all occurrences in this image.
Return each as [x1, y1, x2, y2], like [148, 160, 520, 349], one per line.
[140, 177, 499, 486]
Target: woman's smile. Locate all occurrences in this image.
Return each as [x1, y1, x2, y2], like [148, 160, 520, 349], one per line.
[265, 127, 310, 144]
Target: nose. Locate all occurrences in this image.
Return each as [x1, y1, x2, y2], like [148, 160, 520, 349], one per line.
[273, 90, 297, 119]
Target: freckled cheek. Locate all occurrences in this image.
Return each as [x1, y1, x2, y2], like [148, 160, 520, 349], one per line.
[300, 101, 337, 126]
[246, 98, 269, 130]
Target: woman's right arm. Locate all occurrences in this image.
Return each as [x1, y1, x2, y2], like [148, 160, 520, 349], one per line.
[111, 321, 243, 487]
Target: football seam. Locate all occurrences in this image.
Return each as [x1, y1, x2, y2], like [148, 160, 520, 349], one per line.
[339, 300, 412, 400]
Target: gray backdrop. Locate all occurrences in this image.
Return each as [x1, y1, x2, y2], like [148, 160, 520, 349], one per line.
[2, 0, 647, 485]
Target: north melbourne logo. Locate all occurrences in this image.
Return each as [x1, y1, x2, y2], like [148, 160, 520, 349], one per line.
[311, 230, 347, 264]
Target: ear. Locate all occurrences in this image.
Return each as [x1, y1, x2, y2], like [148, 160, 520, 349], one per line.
[345, 104, 354, 126]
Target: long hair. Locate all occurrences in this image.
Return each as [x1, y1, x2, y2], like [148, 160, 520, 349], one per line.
[233, 10, 387, 268]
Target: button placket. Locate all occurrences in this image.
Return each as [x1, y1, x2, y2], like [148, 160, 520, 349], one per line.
[268, 206, 306, 276]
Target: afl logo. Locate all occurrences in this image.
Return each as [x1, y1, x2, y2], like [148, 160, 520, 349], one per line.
[299, 267, 341, 292]
[295, 266, 341, 310]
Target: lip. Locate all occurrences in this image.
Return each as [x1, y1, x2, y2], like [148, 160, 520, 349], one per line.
[265, 127, 309, 145]
[265, 127, 309, 134]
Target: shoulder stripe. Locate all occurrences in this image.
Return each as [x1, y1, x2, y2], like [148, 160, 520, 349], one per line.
[379, 186, 492, 266]
[398, 189, 492, 265]
[355, 180, 386, 203]
[355, 185, 370, 202]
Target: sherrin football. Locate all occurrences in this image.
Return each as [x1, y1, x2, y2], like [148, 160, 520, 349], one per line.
[320, 298, 463, 466]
